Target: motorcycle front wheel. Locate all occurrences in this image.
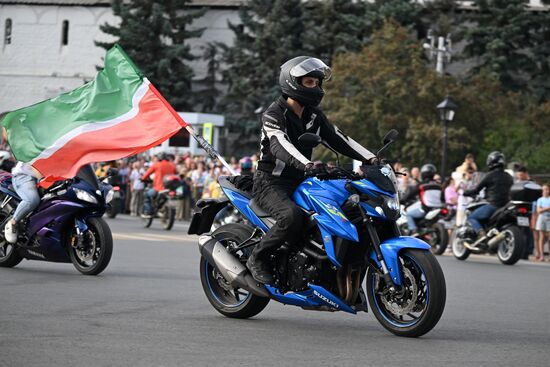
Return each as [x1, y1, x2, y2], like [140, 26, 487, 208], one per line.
[366, 249, 446, 337]
[451, 228, 471, 260]
[69, 217, 113, 275]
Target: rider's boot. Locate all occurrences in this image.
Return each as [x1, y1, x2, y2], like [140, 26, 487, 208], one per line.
[246, 250, 275, 285]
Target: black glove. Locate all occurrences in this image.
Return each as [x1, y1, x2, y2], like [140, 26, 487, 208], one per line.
[305, 162, 328, 177]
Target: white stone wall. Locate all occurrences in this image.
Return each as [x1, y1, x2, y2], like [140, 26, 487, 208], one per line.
[0, 4, 119, 111]
[0, 4, 239, 112]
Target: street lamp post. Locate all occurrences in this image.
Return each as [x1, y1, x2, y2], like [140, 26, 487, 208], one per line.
[436, 97, 457, 177]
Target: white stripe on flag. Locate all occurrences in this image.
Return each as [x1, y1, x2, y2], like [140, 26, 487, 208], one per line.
[29, 80, 151, 165]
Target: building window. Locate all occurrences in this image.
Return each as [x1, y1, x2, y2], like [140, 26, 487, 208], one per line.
[4, 19, 12, 45]
[61, 20, 69, 46]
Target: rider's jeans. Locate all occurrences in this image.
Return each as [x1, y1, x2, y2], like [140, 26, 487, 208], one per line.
[13, 174, 40, 222]
[406, 207, 425, 232]
[143, 188, 158, 215]
[468, 204, 497, 233]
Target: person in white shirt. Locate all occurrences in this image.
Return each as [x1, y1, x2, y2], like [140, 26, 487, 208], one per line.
[4, 161, 43, 243]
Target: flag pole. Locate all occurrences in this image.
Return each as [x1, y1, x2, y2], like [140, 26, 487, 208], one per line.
[184, 125, 238, 176]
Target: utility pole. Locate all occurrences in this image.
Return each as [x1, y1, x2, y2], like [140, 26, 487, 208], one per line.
[423, 29, 452, 75]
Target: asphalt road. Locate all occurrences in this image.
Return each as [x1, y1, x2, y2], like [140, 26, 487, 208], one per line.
[1, 215, 549, 367]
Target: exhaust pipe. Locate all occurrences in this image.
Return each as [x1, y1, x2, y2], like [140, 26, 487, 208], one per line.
[488, 232, 506, 251]
[198, 235, 270, 298]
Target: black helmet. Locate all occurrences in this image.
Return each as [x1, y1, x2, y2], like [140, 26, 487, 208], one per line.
[486, 151, 505, 170]
[420, 163, 437, 181]
[279, 56, 332, 107]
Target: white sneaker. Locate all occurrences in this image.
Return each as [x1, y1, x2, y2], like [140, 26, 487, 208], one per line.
[4, 220, 18, 244]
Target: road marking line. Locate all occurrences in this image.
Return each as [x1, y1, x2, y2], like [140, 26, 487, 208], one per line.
[113, 233, 164, 242]
[113, 232, 197, 243]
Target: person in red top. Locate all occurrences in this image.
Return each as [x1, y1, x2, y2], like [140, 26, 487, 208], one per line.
[141, 153, 176, 217]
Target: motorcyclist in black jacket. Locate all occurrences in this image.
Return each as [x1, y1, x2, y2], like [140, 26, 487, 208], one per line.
[463, 151, 513, 236]
[247, 56, 378, 284]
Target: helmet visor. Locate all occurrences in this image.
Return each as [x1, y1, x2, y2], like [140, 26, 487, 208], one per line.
[289, 58, 332, 81]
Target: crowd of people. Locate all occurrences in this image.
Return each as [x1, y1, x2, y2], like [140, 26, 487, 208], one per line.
[91, 152, 255, 221]
[0, 144, 548, 262]
[394, 153, 550, 262]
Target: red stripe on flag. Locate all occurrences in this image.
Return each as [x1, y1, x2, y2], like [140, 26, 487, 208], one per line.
[33, 86, 184, 180]
[148, 82, 187, 127]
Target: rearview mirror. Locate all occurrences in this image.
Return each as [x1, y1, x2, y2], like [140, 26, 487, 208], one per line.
[298, 133, 322, 149]
[382, 129, 399, 145]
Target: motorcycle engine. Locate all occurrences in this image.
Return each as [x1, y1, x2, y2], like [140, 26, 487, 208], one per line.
[287, 251, 319, 292]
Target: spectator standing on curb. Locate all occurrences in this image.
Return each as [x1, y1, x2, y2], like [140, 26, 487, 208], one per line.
[410, 166, 421, 185]
[455, 153, 478, 176]
[535, 184, 550, 261]
[129, 161, 144, 216]
[456, 166, 476, 226]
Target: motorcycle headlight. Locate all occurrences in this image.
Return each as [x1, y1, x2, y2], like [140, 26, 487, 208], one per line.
[105, 189, 114, 204]
[385, 195, 400, 211]
[74, 188, 98, 204]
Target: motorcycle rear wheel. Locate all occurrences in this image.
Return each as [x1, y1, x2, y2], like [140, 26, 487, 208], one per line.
[427, 223, 448, 255]
[366, 249, 446, 337]
[199, 223, 269, 319]
[161, 205, 175, 230]
[69, 217, 113, 275]
[497, 225, 525, 265]
[0, 210, 23, 268]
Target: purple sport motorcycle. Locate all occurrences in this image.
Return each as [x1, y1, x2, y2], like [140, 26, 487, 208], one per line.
[0, 165, 114, 275]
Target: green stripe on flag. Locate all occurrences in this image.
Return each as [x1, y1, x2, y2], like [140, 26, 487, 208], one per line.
[2, 45, 144, 162]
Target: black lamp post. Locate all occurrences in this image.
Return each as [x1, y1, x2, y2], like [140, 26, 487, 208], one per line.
[436, 97, 457, 177]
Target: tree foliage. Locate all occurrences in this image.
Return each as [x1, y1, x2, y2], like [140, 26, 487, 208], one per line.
[96, 0, 205, 111]
[463, 0, 550, 102]
[324, 21, 550, 173]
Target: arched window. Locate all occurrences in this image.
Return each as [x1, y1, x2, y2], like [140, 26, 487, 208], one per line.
[4, 18, 12, 45]
[61, 20, 69, 46]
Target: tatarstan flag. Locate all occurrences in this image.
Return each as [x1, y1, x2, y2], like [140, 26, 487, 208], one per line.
[1, 44, 187, 181]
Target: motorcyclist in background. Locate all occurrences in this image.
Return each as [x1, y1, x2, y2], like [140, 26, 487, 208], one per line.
[247, 56, 379, 284]
[141, 153, 176, 218]
[401, 163, 444, 235]
[239, 156, 254, 177]
[463, 151, 513, 239]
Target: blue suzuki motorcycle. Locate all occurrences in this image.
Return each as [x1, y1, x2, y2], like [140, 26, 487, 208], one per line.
[189, 130, 446, 337]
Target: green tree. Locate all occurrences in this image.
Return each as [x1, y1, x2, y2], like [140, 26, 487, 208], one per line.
[324, 20, 550, 174]
[96, 0, 205, 111]
[196, 42, 222, 113]
[302, 0, 370, 63]
[462, 0, 548, 100]
[219, 0, 307, 155]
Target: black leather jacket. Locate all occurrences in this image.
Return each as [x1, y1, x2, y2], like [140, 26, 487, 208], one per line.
[464, 168, 513, 207]
[257, 96, 375, 180]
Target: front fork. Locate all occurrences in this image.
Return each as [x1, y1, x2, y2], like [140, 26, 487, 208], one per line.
[354, 202, 401, 293]
[72, 218, 88, 249]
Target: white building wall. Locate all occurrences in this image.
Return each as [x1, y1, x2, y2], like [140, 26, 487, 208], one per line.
[0, 4, 239, 112]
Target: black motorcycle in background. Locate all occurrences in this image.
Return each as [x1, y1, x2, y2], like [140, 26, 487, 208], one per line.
[141, 175, 180, 230]
[451, 182, 541, 265]
[397, 204, 450, 255]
